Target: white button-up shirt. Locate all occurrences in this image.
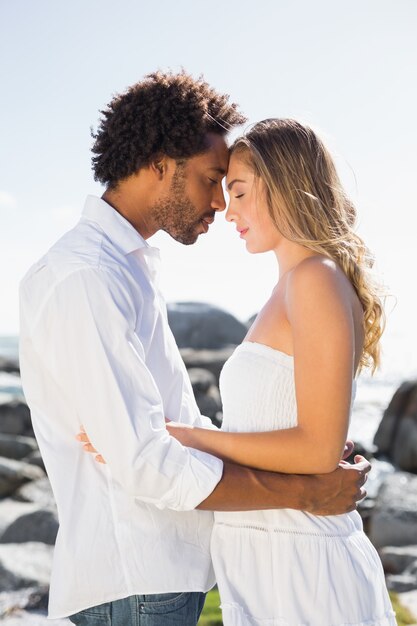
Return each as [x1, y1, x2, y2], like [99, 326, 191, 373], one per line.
[19, 195, 224, 619]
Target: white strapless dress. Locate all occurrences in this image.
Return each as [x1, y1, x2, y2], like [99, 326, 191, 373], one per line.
[211, 342, 396, 626]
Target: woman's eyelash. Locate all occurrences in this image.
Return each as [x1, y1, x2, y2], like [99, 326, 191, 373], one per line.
[235, 194, 244, 199]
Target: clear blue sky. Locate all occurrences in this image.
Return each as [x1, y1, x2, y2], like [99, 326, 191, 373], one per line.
[1, 0, 416, 376]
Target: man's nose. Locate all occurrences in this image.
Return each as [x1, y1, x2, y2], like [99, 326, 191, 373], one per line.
[211, 186, 227, 212]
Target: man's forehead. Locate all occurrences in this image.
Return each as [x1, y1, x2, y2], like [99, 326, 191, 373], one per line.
[195, 135, 230, 171]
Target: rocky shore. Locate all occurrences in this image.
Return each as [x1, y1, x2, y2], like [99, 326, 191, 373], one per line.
[1, 302, 417, 624]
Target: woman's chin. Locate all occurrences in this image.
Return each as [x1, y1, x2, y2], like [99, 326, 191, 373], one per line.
[246, 241, 271, 255]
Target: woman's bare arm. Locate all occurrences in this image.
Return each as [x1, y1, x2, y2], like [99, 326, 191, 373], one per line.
[167, 259, 357, 474]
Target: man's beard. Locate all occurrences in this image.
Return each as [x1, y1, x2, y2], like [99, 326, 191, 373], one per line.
[152, 165, 202, 245]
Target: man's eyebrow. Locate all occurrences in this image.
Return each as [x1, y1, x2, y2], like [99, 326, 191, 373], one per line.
[227, 178, 246, 190]
[208, 167, 227, 175]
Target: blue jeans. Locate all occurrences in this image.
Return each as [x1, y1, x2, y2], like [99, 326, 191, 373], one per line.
[68, 592, 207, 625]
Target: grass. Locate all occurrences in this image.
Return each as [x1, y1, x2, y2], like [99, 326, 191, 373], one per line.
[198, 589, 416, 626]
[198, 588, 223, 625]
[390, 592, 416, 626]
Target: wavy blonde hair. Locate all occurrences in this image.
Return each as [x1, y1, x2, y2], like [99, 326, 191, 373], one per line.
[232, 118, 385, 373]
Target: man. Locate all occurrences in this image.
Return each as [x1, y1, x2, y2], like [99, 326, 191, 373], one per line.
[19, 71, 369, 626]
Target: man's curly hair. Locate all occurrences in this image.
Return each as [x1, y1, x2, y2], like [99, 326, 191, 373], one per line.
[91, 70, 247, 188]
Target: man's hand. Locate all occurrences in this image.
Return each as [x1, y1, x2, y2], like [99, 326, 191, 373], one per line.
[302, 455, 371, 516]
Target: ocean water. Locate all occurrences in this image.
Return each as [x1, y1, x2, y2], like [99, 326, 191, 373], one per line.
[0, 334, 413, 449]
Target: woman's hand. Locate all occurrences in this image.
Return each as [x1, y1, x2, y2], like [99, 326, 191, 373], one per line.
[165, 420, 195, 447]
[76, 426, 106, 463]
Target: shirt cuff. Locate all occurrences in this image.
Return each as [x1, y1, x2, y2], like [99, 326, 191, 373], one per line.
[154, 448, 224, 511]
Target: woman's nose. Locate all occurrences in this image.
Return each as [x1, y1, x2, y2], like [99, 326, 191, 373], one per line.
[225, 202, 236, 222]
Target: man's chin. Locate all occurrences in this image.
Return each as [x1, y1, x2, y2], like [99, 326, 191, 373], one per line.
[168, 228, 200, 246]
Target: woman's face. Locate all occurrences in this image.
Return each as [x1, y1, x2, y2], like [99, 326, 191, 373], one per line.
[225, 152, 282, 254]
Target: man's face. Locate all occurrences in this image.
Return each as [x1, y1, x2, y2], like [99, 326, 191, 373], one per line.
[153, 133, 229, 245]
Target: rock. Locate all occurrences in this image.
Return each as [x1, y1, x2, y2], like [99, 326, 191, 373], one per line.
[195, 387, 222, 424]
[13, 478, 55, 509]
[0, 399, 33, 437]
[387, 571, 417, 593]
[0, 508, 58, 545]
[369, 472, 417, 549]
[0, 543, 53, 591]
[387, 560, 417, 592]
[0, 610, 70, 625]
[0, 457, 44, 498]
[0, 499, 39, 538]
[24, 450, 45, 472]
[363, 458, 395, 500]
[188, 368, 217, 394]
[167, 302, 247, 350]
[0, 586, 49, 618]
[188, 368, 222, 424]
[0, 434, 38, 460]
[246, 313, 257, 329]
[180, 347, 234, 384]
[0, 356, 20, 374]
[374, 380, 417, 473]
[0, 373, 24, 398]
[380, 546, 417, 574]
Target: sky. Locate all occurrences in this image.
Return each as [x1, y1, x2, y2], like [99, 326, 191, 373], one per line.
[1, 0, 416, 377]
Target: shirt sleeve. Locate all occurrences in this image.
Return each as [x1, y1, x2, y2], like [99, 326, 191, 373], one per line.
[195, 414, 220, 430]
[31, 265, 223, 511]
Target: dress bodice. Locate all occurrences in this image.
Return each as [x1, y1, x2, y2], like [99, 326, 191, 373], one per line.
[216, 341, 360, 535]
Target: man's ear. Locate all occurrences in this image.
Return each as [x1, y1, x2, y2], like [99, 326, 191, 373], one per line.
[149, 156, 168, 180]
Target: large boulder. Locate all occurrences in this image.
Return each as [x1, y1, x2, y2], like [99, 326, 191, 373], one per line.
[0, 398, 33, 437]
[380, 545, 417, 574]
[0, 457, 44, 498]
[0, 434, 38, 461]
[374, 380, 417, 473]
[0, 499, 39, 538]
[369, 472, 417, 549]
[167, 302, 247, 350]
[180, 347, 234, 385]
[0, 497, 59, 545]
[0, 508, 58, 546]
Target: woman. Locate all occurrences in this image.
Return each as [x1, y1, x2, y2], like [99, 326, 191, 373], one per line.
[165, 119, 395, 625]
[80, 119, 395, 625]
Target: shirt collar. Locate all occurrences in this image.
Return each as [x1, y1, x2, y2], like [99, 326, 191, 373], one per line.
[81, 195, 153, 255]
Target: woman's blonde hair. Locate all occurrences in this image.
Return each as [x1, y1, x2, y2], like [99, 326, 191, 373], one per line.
[232, 118, 385, 373]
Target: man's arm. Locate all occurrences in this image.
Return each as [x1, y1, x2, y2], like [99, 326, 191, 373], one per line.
[31, 266, 223, 511]
[197, 456, 370, 516]
[80, 430, 369, 515]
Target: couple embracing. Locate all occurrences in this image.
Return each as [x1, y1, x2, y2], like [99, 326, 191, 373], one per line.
[19, 71, 395, 625]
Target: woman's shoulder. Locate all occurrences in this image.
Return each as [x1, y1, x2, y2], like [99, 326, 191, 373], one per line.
[287, 255, 348, 296]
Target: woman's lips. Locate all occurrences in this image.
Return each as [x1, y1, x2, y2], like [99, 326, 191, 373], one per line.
[239, 228, 249, 238]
